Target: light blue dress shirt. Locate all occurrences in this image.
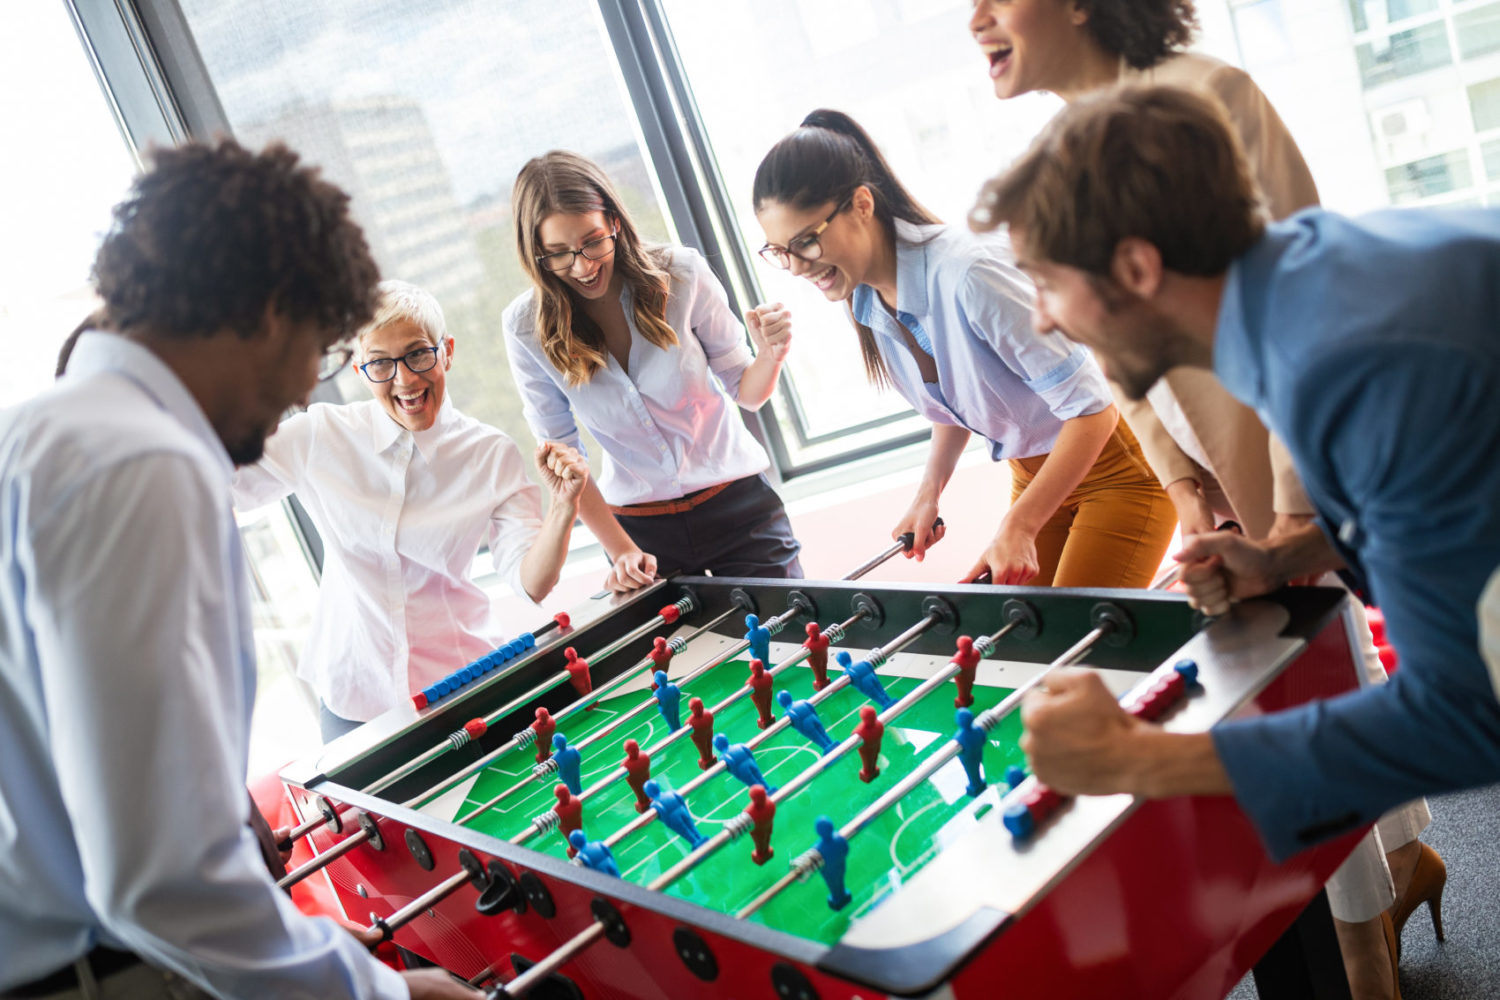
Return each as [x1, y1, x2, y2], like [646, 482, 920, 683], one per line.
[850, 220, 1112, 460]
[0, 334, 405, 997]
[1208, 209, 1500, 861]
[503, 246, 769, 505]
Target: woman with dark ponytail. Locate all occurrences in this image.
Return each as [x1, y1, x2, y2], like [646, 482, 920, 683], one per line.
[754, 110, 1174, 588]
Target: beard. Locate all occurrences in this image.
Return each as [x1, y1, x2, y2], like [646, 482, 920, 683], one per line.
[225, 430, 268, 467]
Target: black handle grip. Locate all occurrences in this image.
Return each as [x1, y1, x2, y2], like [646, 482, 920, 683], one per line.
[898, 517, 945, 552]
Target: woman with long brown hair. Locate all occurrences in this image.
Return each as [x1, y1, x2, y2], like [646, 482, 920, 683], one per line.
[504, 151, 802, 585]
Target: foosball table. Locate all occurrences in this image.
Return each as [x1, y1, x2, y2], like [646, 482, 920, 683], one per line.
[276, 573, 1367, 999]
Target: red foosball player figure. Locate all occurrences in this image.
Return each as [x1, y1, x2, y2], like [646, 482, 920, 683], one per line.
[745, 784, 776, 865]
[687, 697, 716, 770]
[553, 784, 583, 857]
[952, 635, 981, 709]
[649, 636, 674, 676]
[853, 705, 884, 782]
[747, 659, 775, 729]
[564, 647, 592, 700]
[531, 707, 557, 763]
[622, 738, 652, 813]
[803, 622, 831, 691]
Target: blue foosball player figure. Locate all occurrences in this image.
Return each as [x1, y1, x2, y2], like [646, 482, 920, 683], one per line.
[745, 613, 771, 666]
[713, 732, 777, 793]
[569, 830, 620, 877]
[952, 708, 987, 797]
[553, 732, 583, 795]
[653, 670, 683, 730]
[777, 689, 836, 753]
[645, 779, 707, 849]
[835, 650, 895, 710]
[814, 816, 852, 910]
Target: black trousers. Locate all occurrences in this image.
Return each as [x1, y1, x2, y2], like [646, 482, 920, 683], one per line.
[617, 474, 802, 579]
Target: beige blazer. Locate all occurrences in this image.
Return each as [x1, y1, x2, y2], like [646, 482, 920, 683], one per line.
[1110, 52, 1318, 538]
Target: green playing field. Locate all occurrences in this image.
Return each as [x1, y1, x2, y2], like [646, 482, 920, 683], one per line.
[451, 651, 1023, 947]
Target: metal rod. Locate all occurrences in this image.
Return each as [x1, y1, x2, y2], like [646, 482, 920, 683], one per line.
[274, 810, 330, 851]
[370, 868, 472, 939]
[402, 598, 707, 810]
[508, 610, 869, 847]
[488, 923, 607, 999]
[276, 826, 370, 889]
[843, 518, 943, 581]
[460, 602, 802, 827]
[600, 612, 940, 852]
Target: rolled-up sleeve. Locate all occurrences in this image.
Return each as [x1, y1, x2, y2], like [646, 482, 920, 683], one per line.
[959, 257, 1111, 420]
[681, 248, 753, 401]
[503, 298, 586, 456]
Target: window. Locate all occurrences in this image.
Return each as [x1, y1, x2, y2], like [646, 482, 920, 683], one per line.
[1481, 138, 1500, 179]
[1385, 149, 1474, 201]
[175, 0, 672, 463]
[657, 0, 1059, 469]
[1345, 0, 1440, 34]
[1356, 22, 1453, 87]
[1470, 78, 1500, 133]
[1458, 3, 1500, 60]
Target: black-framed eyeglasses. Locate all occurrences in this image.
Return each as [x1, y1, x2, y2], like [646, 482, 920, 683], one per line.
[357, 344, 443, 383]
[317, 343, 356, 382]
[758, 197, 853, 269]
[536, 229, 620, 273]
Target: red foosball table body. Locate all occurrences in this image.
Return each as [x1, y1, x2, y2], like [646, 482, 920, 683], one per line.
[279, 579, 1364, 999]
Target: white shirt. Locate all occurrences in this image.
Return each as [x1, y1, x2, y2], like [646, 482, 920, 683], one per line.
[233, 397, 543, 721]
[503, 245, 770, 505]
[0, 333, 405, 998]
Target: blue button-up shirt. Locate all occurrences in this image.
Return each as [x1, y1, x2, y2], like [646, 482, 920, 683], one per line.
[0, 334, 404, 996]
[503, 246, 769, 505]
[850, 220, 1112, 460]
[1209, 208, 1500, 861]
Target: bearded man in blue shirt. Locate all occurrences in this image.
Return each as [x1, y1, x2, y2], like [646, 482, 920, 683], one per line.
[973, 85, 1500, 873]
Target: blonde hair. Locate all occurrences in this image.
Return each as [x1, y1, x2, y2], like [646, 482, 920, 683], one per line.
[512, 151, 676, 385]
[358, 279, 446, 350]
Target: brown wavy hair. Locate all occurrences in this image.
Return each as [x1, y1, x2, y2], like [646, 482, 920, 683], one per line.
[92, 139, 379, 347]
[512, 152, 676, 385]
[1078, 0, 1198, 70]
[753, 109, 940, 389]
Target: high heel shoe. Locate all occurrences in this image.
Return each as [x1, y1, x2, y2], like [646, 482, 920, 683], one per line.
[1390, 842, 1447, 961]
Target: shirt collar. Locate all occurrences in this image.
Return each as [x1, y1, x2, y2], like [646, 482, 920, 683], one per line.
[369, 394, 457, 461]
[851, 219, 936, 325]
[66, 331, 233, 480]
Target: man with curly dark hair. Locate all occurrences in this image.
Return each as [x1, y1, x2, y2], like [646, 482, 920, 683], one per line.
[0, 139, 478, 999]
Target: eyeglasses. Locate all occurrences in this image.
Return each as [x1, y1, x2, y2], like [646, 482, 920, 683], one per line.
[536, 230, 619, 273]
[317, 343, 356, 382]
[357, 344, 443, 383]
[758, 197, 853, 270]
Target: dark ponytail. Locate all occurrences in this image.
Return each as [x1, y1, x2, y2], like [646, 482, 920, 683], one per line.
[753, 109, 941, 387]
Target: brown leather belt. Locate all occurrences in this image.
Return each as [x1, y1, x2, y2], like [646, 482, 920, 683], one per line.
[609, 480, 733, 517]
[6, 947, 142, 997]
